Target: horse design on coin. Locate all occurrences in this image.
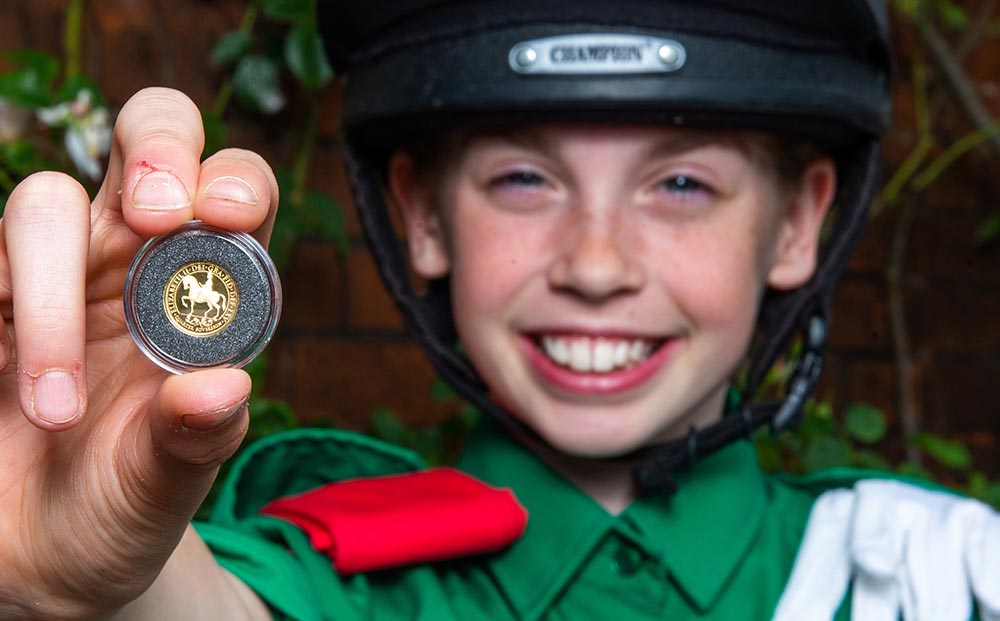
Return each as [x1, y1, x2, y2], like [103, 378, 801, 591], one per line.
[181, 272, 227, 323]
[163, 262, 240, 337]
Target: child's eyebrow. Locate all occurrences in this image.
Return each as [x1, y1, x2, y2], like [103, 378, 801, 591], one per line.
[645, 132, 739, 159]
[486, 128, 551, 154]
[482, 127, 738, 160]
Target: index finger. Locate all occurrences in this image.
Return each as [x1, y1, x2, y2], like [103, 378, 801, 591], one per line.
[4, 172, 90, 429]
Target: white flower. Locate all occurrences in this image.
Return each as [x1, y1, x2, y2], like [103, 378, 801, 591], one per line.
[38, 90, 112, 181]
[257, 89, 286, 115]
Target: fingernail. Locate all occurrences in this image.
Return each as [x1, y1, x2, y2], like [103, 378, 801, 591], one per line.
[132, 170, 191, 210]
[203, 176, 259, 206]
[181, 396, 249, 431]
[32, 370, 82, 425]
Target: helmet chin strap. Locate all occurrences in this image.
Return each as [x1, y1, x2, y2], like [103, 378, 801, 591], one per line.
[629, 312, 828, 495]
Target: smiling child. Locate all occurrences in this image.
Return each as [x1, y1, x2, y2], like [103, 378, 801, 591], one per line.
[0, 2, 998, 621]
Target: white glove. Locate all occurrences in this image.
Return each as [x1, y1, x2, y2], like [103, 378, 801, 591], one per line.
[772, 479, 1000, 621]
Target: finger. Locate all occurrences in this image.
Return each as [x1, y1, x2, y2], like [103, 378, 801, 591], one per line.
[0, 227, 13, 369]
[4, 172, 90, 430]
[130, 368, 251, 521]
[851, 571, 900, 621]
[851, 480, 906, 579]
[905, 497, 975, 621]
[771, 489, 854, 621]
[194, 148, 280, 244]
[99, 87, 205, 238]
[966, 505, 1000, 620]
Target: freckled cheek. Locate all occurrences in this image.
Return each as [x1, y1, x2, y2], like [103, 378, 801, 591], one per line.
[451, 208, 547, 311]
[655, 239, 766, 331]
[448, 214, 543, 319]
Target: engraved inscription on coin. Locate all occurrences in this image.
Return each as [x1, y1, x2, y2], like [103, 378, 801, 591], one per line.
[163, 261, 239, 337]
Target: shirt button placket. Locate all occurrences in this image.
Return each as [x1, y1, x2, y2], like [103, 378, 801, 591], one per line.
[611, 544, 644, 576]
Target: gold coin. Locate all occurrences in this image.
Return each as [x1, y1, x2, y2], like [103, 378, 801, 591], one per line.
[162, 261, 239, 337]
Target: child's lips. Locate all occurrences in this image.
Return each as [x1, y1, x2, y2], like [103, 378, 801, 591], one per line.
[519, 332, 677, 395]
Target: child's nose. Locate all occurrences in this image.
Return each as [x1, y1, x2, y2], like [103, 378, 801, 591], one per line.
[547, 216, 645, 301]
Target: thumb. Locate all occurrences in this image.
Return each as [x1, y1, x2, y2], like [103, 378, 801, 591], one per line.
[133, 368, 251, 521]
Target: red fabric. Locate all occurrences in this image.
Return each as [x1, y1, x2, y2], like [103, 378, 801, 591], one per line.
[260, 467, 528, 574]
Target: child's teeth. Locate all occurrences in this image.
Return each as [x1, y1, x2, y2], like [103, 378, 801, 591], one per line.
[629, 340, 646, 363]
[543, 335, 570, 365]
[593, 340, 615, 372]
[614, 341, 629, 366]
[569, 340, 591, 371]
[540, 335, 656, 373]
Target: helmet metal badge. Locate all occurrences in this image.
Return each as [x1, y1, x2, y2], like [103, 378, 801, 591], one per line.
[320, 0, 893, 494]
[507, 34, 686, 75]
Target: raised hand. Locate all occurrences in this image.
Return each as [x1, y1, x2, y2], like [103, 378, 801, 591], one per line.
[772, 479, 1000, 621]
[0, 87, 278, 620]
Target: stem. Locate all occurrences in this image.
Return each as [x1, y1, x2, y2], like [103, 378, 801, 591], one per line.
[874, 135, 934, 213]
[917, 18, 1000, 155]
[955, 0, 998, 58]
[882, 42, 930, 465]
[64, 0, 85, 79]
[873, 55, 934, 214]
[212, 1, 260, 116]
[911, 116, 1000, 192]
[290, 95, 320, 208]
[887, 197, 921, 465]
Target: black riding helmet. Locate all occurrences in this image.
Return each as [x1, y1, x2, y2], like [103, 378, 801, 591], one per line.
[319, 0, 892, 493]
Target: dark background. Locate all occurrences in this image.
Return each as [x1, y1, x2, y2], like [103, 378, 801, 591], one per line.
[2, 0, 999, 477]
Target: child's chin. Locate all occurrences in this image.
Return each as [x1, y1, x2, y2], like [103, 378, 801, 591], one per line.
[542, 429, 649, 460]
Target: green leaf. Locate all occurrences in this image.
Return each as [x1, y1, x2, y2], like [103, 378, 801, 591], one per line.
[754, 436, 784, 472]
[430, 377, 458, 401]
[267, 217, 297, 272]
[987, 18, 1000, 37]
[853, 449, 892, 471]
[211, 30, 252, 66]
[284, 24, 333, 89]
[0, 49, 59, 106]
[975, 213, 1000, 246]
[411, 427, 444, 465]
[937, 1, 968, 29]
[801, 435, 852, 472]
[301, 191, 349, 255]
[262, 0, 315, 22]
[370, 408, 409, 445]
[805, 398, 834, 420]
[201, 108, 228, 157]
[232, 55, 285, 114]
[893, 0, 921, 19]
[248, 397, 300, 439]
[897, 460, 934, 480]
[56, 74, 106, 107]
[844, 403, 888, 444]
[797, 409, 835, 440]
[1, 141, 44, 176]
[442, 406, 479, 433]
[913, 433, 973, 470]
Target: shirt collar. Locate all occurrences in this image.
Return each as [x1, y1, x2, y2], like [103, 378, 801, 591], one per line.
[458, 418, 767, 617]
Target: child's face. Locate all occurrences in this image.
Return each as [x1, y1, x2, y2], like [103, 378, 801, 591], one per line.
[390, 125, 835, 458]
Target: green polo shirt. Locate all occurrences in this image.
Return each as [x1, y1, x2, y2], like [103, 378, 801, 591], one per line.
[197, 420, 864, 620]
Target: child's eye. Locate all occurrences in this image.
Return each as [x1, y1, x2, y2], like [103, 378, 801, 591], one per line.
[491, 170, 546, 189]
[658, 175, 711, 196]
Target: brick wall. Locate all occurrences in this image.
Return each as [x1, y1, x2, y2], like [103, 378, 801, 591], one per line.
[4, 0, 999, 474]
